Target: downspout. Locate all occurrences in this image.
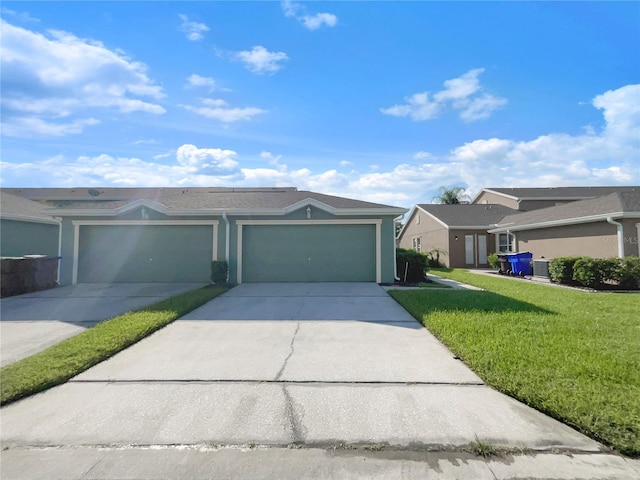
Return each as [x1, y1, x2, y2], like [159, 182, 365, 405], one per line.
[606, 217, 624, 258]
[393, 215, 403, 281]
[53, 217, 63, 284]
[222, 212, 230, 281]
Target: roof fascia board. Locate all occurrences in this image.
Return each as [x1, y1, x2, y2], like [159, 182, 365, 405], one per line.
[46, 198, 169, 217]
[45, 197, 407, 218]
[489, 212, 640, 233]
[480, 189, 520, 201]
[0, 213, 61, 225]
[396, 205, 418, 239]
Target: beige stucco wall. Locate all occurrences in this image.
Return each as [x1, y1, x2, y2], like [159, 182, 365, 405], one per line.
[398, 210, 451, 265]
[515, 222, 619, 259]
[622, 219, 640, 256]
[473, 191, 519, 209]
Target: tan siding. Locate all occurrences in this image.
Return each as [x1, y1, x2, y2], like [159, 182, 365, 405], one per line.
[515, 222, 618, 259]
[622, 220, 640, 256]
[448, 230, 498, 268]
[473, 191, 519, 209]
[398, 211, 450, 264]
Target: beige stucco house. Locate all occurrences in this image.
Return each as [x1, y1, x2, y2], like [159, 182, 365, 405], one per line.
[489, 191, 640, 259]
[398, 186, 640, 268]
[397, 204, 518, 268]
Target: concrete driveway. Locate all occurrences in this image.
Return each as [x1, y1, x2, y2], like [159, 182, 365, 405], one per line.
[2, 283, 636, 479]
[0, 283, 206, 366]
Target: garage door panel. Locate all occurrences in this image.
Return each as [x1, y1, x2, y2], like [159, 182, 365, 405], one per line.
[243, 225, 375, 282]
[78, 225, 212, 283]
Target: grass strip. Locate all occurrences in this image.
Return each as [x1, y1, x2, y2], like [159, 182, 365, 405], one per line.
[1, 285, 229, 406]
[390, 269, 640, 457]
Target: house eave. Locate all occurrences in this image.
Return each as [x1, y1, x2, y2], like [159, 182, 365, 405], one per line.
[0, 213, 61, 225]
[488, 212, 640, 233]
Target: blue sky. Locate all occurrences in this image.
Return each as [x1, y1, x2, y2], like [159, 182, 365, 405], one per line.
[1, 1, 639, 207]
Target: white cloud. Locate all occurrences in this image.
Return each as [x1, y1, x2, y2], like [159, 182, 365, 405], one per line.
[1, 85, 637, 207]
[186, 74, 218, 91]
[1, 7, 40, 23]
[0, 20, 165, 137]
[176, 144, 239, 173]
[282, 1, 338, 30]
[381, 68, 506, 122]
[180, 98, 266, 123]
[302, 13, 338, 30]
[178, 14, 209, 41]
[234, 46, 289, 75]
[413, 151, 434, 160]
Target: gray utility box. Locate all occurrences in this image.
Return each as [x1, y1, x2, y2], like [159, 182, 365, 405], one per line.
[532, 259, 550, 279]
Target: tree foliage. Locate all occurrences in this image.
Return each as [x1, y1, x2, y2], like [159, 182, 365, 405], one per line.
[431, 186, 471, 204]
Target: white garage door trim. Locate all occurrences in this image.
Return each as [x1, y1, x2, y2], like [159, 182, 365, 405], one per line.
[236, 219, 382, 284]
[71, 220, 219, 284]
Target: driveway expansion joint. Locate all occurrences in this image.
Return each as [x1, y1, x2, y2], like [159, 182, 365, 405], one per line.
[1, 442, 613, 457]
[67, 379, 487, 386]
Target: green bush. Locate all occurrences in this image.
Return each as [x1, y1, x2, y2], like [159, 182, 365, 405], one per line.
[396, 248, 429, 283]
[210, 260, 228, 284]
[572, 258, 608, 288]
[548, 256, 585, 284]
[612, 256, 640, 289]
[487, 253, 500, 270]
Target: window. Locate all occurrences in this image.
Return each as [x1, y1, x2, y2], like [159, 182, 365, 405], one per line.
[498, 233, 515, 252]
[416, 214, 420, 225]
[412, 236, 422, 252]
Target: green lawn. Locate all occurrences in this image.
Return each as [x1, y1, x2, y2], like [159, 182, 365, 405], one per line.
[390, 269, 640, 457]
[1, 285, 229, 406]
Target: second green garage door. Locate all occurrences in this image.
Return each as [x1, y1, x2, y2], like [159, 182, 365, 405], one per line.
[241, 224, 376, 282]
[77, 224, 213, 283]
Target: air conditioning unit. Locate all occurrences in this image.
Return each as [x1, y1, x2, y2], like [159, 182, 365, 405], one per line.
[533, 259, 550, 279]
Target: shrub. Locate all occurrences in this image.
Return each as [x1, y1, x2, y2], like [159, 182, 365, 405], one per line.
[396, 248, 429, 283]
[612, 256, 640, 289]
[548, 256, 585, 284]
[573, 257, 615, 288]
[487, 253, 500, 270]
[210, 260, 228, 284]
[426, 248, 447, 268]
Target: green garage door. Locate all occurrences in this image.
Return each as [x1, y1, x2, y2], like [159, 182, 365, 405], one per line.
[77, 225, 213, 283]
[242, 224, 376, 282]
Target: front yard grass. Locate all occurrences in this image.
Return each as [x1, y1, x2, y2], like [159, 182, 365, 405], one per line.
[0, 285, 229, 406]
[390, 269, 640, 457]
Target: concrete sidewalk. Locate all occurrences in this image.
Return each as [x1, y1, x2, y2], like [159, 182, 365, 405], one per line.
[1, 283, 637, 479]
[0, 283, 205, 366]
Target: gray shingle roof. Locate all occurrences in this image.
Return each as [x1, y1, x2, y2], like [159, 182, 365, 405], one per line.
[493, 191, 640, 230]
[0, 192, 57, 222]
[2, 187, 405, 213]
[417, 204, 518, 227]
[480, 186, 640, 200]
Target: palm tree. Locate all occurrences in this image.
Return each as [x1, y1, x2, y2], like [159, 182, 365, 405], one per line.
[431, 186, 471, 204]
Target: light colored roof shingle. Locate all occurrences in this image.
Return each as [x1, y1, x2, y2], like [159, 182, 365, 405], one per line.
[0, 192, 57, 223]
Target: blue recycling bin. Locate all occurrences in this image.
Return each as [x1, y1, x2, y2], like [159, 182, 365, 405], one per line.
[508, 252, 533, 276]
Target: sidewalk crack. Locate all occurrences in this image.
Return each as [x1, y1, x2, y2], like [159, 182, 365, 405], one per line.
[275, 322, 300, 381]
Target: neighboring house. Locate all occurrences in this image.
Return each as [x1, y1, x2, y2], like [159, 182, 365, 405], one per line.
[2, 187, 407, 285]
[489, 191, 640, 259]
[397, 204, 519, 268]
[472, 186, 640, 211]
[0, 192, 60, 258]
